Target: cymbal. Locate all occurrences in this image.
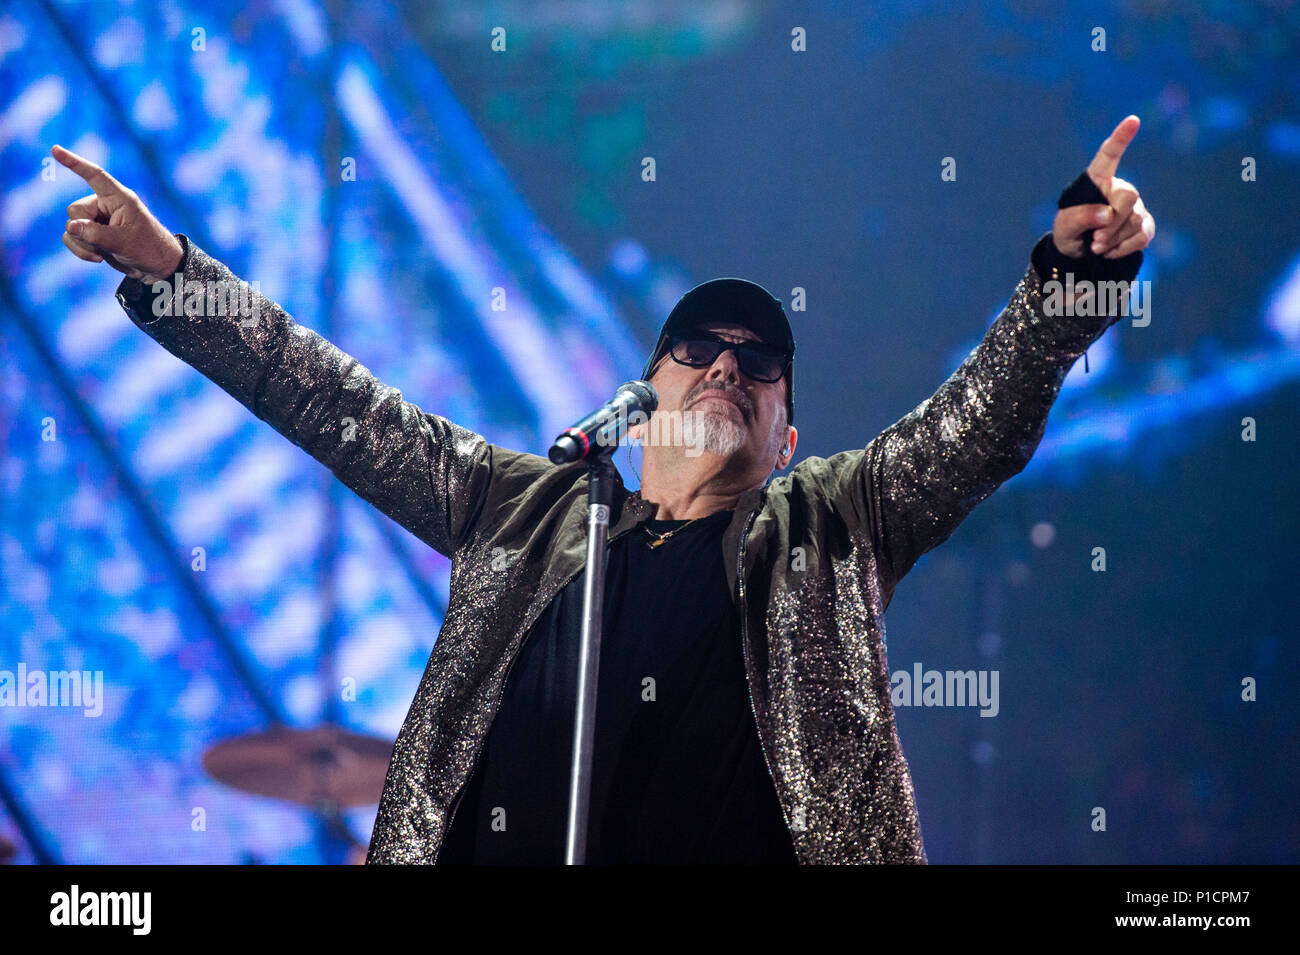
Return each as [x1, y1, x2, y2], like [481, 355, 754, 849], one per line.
[203, 725, 393, 808]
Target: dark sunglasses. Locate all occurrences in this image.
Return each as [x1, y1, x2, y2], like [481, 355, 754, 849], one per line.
[665, 332, 791, 383]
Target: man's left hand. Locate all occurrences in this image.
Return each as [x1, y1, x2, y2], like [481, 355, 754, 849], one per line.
[1052, 115, 1157, 260]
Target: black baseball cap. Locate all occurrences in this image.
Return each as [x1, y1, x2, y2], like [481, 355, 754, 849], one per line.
[640, 277, 796, 424]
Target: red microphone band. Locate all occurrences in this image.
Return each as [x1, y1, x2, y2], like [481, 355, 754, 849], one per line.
[563, 427, 590, 456]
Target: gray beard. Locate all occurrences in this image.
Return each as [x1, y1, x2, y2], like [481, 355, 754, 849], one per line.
[681, 407, 747, 458]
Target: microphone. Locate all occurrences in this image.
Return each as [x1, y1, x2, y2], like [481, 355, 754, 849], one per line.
[548, 380, 658, 465]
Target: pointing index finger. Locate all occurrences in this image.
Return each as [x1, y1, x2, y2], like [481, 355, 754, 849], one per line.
[50, 144, 128, 198]
[1086, 115, 1140, 182]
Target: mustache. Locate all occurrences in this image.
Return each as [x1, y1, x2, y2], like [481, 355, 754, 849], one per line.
[688, 382, 751, 421]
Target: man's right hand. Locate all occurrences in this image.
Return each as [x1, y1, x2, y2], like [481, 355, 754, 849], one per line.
[53, 144, 185, 285]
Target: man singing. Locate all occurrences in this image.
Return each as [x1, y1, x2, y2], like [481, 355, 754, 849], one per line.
[53, 115, 1154, 864]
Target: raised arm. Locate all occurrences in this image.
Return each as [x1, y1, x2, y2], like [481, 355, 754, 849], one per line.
[54, 144, 502, 558]
[826, 117, 1155, 603]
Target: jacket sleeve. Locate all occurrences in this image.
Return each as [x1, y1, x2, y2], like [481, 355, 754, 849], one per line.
[829, 239, 1133, 603]
[113, 234, 494, 558]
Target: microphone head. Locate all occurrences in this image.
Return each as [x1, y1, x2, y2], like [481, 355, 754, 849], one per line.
[616, 379, 658, 414]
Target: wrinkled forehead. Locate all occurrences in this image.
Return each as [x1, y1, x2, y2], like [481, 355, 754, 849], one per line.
[693, 321, 762, 343]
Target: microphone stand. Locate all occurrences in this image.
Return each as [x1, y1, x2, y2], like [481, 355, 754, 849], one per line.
[564, 445, 618, 864]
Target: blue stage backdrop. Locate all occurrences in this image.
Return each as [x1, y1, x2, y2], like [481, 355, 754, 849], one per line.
[1, 1, 1296, 863]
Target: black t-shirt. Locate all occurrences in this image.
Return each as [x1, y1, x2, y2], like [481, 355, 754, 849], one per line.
[437, 508, 797, 864]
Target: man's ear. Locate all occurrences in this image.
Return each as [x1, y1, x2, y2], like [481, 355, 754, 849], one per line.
[778, 425, 798, 467]
[630, 365, 664, 445]
[627, 405, 654, 445]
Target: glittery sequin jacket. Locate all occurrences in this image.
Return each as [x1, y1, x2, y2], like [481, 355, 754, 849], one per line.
[115, 233, 1127, 864]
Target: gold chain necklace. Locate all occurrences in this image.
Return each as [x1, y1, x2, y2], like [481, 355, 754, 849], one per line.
[643, 517, 702, 550]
